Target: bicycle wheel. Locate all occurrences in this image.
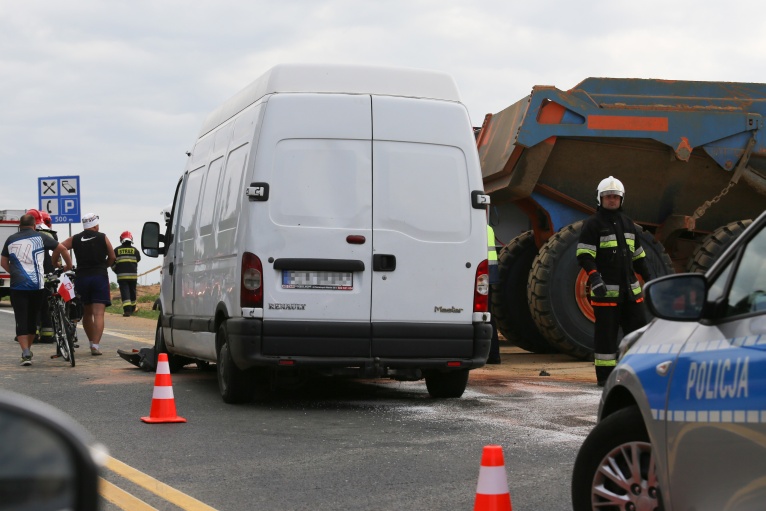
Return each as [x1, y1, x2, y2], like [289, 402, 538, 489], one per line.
[59, 302, 76, 367]
[53, 302, 73, 366]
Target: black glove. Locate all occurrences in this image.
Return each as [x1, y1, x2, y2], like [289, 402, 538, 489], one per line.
[588, 272, 607, 298]
[642, 272, 655, 283]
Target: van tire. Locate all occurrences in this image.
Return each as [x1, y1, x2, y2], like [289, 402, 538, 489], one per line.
[494, 231, 556, 354]
[216, 323, 254, 404]
[154, 319, 185, 373]
[424, 369, 469, 398]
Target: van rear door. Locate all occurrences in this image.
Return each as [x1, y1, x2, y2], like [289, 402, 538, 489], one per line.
[254, 93, 373, 356]
[370, 96, 483, 356]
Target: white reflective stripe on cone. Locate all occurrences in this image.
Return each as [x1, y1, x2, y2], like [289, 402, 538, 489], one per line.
[152, 386, 175, 400]
[156, 361, 170, 374]
[475, 466, 509, 494]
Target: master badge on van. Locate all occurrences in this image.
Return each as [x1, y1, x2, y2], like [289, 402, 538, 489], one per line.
[434, 306, 464, 313]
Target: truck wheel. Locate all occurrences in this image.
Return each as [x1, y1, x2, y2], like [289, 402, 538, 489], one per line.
[154, 318, 185, 373]
[494, 231, 556, 354]
[528, 221, 673, 360]
[424, 369, 469, 398]
[686, 219, 753, 273]
[216, 323, 254, 404]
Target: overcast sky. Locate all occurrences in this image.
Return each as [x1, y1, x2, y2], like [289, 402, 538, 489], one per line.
[2, 0, 764, 283]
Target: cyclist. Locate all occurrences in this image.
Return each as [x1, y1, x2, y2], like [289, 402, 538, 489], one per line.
[1, 213, 72, 366]
[28, 209, 59, 344]
[61, 213, 116, 356]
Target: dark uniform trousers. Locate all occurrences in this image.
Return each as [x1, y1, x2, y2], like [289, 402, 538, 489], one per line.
[593, 297, 648, 381]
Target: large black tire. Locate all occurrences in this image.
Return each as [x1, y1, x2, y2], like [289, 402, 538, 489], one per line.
[686, 219, 753, 274]
[216, 323, 254, 404]
[154, 318, 185, 373]
[493, 231, 556, 354]
[424, 369, 469, 398]
[528, 221, 674, 360]
[571, 406, 663, 511]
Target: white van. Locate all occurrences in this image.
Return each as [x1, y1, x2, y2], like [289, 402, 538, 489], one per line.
[142, 64, 492, 403]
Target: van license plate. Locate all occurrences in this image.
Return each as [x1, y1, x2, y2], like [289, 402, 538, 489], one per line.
[282, 271, 353, 290]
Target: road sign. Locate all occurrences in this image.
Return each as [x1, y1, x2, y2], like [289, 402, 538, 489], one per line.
[38, 176, 81, 224]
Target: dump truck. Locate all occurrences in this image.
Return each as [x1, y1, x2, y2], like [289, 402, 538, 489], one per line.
[477, 78, 766, 360]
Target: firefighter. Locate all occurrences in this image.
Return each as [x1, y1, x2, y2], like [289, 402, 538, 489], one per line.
[486, 223, 501, 364]
[28, 209, 57, 343]
[112, 231, 141, 317]
[576, 177, 653, 386]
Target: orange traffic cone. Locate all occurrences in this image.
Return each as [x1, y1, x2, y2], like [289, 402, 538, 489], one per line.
[141, 353, 186, 424]
[474, 445, 512, 511]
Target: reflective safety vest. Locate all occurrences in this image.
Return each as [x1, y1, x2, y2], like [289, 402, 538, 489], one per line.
[113, 242, 141, 281]
[487, 225, 499, 284]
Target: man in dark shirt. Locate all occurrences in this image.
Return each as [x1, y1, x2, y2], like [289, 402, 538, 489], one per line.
[1, 213, 71, 365]
[61, 213, 116, 356]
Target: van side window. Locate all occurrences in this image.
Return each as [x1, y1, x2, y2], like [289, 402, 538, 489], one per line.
[216, 143, 249, 253]
[165, 178, 183, 246]
[198, 157, 224, 236]
[178, 168, 204, 256]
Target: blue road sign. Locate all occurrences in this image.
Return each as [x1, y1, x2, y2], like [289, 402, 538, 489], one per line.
[39, 175, 81, 224]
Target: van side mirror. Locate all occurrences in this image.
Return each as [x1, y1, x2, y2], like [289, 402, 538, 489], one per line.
[0, 390, 103, 511]
[141, 222, 165, 257]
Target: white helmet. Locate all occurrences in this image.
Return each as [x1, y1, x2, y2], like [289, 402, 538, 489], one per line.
[596, 176, 625, 206]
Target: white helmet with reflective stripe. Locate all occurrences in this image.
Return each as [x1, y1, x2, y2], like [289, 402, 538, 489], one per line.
[596, 176, 625, 206]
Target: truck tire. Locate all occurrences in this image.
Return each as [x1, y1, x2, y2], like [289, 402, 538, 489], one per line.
[528, 221, 673, 360]
[493, 232, 556, 354]
[686, 219, 753, 274]
[216, 323, 255, 404]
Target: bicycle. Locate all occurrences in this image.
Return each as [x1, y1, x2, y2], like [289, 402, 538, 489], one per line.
[44, 269, 78, 367]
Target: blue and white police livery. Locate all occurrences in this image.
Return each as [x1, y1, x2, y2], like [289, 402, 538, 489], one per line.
[572, 210, 766, 511]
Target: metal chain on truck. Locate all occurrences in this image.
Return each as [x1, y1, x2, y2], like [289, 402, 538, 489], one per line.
[692, 134, 757, 221]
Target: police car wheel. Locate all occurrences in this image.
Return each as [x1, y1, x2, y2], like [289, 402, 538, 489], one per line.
[571, 406, 663, 511]
[216, 323, 254, 404]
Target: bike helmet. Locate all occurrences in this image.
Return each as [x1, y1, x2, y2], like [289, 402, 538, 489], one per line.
[596, 176, 625, 206]
[120, 231, 134, 244]
[27, 208, 44, 229]
[41, 211, 53, 228]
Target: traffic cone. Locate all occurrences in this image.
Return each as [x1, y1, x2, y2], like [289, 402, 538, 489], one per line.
[474, 445, 512, 511]
[141, 353, 187, 423]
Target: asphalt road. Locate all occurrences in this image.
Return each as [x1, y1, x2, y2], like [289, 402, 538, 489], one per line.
[0, 301, 600, 510]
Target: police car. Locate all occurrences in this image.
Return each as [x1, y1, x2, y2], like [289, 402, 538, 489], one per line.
[572, 210, 766, 511]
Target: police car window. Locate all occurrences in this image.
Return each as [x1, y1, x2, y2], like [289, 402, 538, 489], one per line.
[723, 225, 766, 317]
[707, 263, 732, 305]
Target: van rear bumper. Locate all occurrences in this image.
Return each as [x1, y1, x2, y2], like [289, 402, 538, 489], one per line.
[226, 319, 491, 372]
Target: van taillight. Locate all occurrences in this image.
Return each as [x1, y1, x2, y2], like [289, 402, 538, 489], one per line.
[241, 252, 263, 308]
[474, 259, 489, 312]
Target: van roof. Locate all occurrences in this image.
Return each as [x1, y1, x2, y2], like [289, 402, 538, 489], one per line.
[199, 64, 462, 136]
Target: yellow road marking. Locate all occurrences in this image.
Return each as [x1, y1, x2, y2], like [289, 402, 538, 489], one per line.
[100, 328, 154, 345]
[105, 456, 219, 511]
[100, 477, 159, 511]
